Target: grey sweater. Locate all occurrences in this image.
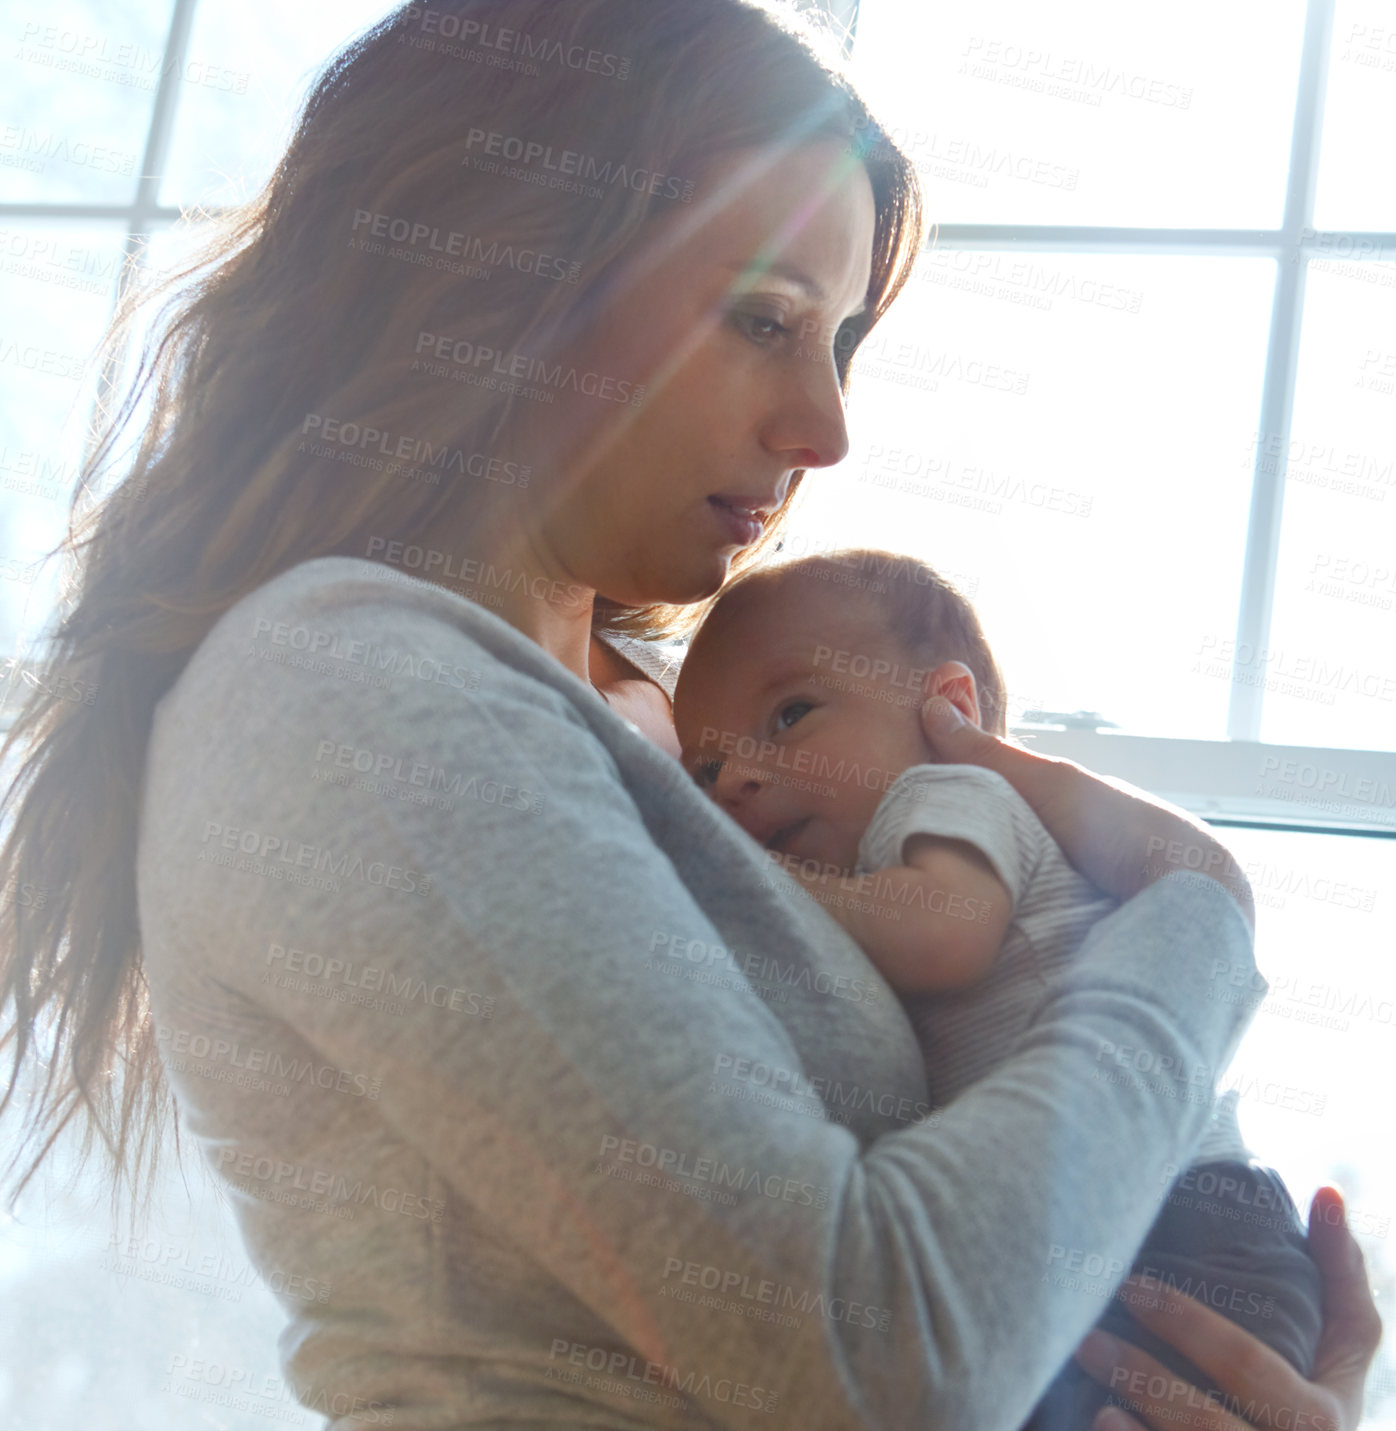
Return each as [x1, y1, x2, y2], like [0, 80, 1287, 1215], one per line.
[136, 556, 1263, 1431]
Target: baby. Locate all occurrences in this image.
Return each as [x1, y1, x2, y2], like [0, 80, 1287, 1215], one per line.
[671, 547, 1322, 1431]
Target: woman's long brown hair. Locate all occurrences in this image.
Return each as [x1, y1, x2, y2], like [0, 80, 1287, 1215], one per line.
[0, 0, 924, 1215]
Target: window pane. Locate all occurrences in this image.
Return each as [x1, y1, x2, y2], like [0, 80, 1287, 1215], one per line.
[1314, 0, 1396, 231]
[2, 0, 171, 203]
[0, 1110, 315, 1427]
[0, 223, 129, 659]
[1261, 260, 1396, 750]
[780, 252, 1274, 740]
[158, 0, 399, 209]
[1218, 826, 1396, 1426]
[850, 0, 1305, 228]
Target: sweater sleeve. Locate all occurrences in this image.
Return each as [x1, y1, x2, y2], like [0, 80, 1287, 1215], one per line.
[856, 763, 1046, 905]
[147, 583, 1264, 1431]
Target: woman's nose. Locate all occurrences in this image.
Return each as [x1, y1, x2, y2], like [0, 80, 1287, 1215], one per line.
[767, 344, 851, 472]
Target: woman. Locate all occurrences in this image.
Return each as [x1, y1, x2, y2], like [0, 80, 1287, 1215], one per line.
[0, 2, 1379, 1427]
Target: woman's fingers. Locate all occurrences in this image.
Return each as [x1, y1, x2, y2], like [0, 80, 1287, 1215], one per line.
[1306, 1186, 1384, 1425]
[919, 697, 1001, 767]
[1093, 1408, 1147, 1431]
[1114, 1274, 1307, 1409]
[1072, 1324, 1255, 1430]
[1073, 1324, 1277, 1431]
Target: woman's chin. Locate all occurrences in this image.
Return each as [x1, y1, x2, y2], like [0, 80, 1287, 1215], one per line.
[607, 554, 732, 610]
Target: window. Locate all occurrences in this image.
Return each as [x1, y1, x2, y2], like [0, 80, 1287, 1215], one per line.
[808, 3, 1396, 1416]
[1, 1, 1392, 1424]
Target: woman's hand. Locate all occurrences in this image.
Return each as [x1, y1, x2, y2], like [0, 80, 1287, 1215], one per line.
[918, 698, 1256, 931]
[1070, 1187, 1383, 1430]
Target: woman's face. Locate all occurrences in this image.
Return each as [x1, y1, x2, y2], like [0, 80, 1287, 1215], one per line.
[520, 138, 877, 609]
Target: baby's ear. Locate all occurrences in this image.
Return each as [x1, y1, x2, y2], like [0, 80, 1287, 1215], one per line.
[922, 662, 982, 730]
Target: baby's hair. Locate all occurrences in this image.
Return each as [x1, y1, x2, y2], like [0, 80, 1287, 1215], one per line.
[695, 548, 1007, 735]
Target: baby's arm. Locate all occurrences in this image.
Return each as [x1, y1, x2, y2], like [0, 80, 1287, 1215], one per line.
[814, 835, 1014, 993]
[789, 763, 1043, 994]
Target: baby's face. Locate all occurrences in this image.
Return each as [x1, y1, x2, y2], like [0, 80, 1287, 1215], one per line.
[673, 579, 935, 873]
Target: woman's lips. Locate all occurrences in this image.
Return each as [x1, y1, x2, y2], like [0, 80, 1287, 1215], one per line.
[707, 496, 764, 547]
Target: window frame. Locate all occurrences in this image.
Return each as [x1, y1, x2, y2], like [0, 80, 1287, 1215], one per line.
[2, 0, 1393, 835]
[836, 0, 1395, 831]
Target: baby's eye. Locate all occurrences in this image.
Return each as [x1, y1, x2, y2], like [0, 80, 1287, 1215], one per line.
[693, 757, 723, 789]
[775, 700, 813, 731]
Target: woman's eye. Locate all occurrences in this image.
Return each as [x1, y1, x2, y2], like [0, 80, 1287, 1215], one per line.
[775, 700, 813, 731]
[733, 311, 791, 346]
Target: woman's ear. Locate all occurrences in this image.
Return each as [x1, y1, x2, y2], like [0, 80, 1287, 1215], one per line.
[922, 661, 983, 729]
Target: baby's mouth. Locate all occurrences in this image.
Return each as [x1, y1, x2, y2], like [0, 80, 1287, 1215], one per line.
[765, 816, 811, 855]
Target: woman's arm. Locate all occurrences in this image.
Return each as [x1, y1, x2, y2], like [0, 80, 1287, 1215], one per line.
[919, 698, 1256, 931]
[914, 706, 1382, 1428]
[149, 565, 1265, 1431]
